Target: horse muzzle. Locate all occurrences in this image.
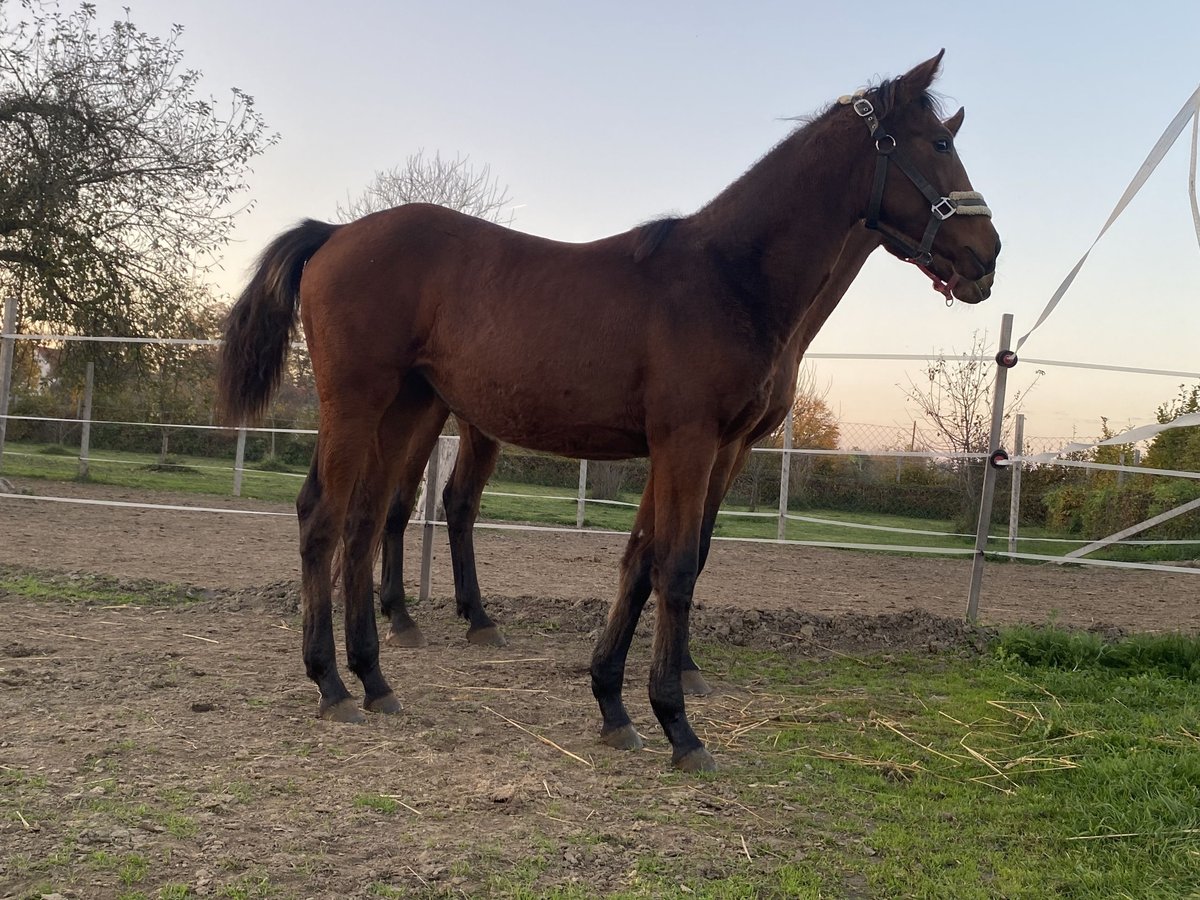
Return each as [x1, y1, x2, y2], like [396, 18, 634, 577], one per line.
[952, 269, 994, 304]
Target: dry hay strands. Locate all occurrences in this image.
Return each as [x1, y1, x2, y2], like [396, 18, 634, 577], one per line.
[482, 705, 593, 768]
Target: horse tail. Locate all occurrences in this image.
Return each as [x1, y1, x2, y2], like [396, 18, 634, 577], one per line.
[217, 219, 341, 424]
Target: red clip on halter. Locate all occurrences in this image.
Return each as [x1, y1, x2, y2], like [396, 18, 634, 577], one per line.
[840, 93, 991, 304]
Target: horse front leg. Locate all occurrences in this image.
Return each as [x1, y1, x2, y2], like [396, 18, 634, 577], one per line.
[678, 442, 748, 698]
[590, 478, 657, 750]
[647, 432, 720, 772]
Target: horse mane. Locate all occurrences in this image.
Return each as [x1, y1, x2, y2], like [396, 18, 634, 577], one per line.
[630, 216, 682, 263]
[793, 79, 945, 127]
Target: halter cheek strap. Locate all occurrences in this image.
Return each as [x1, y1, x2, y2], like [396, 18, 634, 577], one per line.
[838, 92, 992, 301]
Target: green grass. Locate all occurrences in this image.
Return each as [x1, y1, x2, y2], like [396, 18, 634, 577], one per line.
[0, 565, 201, 606]
[1, 440, 305, 503]
[4, 439, 1195, 562]
[639, 629, 1200, 898]
[352, 793, 398, 814]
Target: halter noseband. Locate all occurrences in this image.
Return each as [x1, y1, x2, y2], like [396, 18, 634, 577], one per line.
[838, 91, 992, 302]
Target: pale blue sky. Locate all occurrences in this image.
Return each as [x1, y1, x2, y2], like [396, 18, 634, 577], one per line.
[90, 1, 1200, 441]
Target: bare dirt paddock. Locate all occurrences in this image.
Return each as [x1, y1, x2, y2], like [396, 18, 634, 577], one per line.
[1, 478, 1198, 898]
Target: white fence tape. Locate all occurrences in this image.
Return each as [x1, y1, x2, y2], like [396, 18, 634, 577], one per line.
[0, 491, 293, 516]
[1022, 413, 1200, 466]
[3, 491, 1197, 561]
[0, 414, 317, 435]
[1, 449, 308, 479]
[1016, 85, 1200, 352]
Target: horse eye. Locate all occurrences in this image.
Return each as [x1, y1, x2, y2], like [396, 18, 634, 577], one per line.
[934, 137, 953, 154]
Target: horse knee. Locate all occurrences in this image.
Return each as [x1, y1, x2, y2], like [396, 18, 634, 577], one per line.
[299, 508, 338, 569]
[384, 491, 413, 535]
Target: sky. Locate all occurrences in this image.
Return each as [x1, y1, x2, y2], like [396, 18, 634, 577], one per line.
[84, 0, 1200, 445]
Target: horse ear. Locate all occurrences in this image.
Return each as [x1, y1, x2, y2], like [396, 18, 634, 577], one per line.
[944, 106, 965, 136]
[896, 50, 945, 105]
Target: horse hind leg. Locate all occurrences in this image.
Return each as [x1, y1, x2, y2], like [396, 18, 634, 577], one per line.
[342, 454, 401, 713]
[443, 422, 505, 646]
[297, 399, 393, 723]
[379, 490, 425, 647]
[375, 383, 449, 648]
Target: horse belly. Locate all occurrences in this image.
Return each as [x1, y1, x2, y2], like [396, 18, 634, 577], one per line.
[428, 368, 648, 459]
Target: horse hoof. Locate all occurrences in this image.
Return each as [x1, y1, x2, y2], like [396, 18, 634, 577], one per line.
[385, 625, 427, 648]
[600, 724, 644, 751]
[467, 625, 507, 647]
[320, 698, 366, 724]
[365, 692, 402, 714]
[674, 747, 717, 773]
[681, 669, 714, 697]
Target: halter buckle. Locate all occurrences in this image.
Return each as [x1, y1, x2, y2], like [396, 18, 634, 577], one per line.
[931, 197, 957, 220]
[852, 98, 875, 118]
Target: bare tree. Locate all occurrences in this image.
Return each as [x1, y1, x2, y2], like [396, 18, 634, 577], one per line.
[336, 149, 514, 224]
[772, 364, 840, 450]
[901, 331, 1042, 523]
[901, 331, 1040, 460]
[0, 2, 274, 337]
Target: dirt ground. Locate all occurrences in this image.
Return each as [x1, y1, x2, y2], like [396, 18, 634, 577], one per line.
[2, 477, 1199, 898]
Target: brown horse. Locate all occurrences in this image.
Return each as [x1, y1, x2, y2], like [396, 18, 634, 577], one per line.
[219, 52, 998, 771]
[369, 222, 885, 705]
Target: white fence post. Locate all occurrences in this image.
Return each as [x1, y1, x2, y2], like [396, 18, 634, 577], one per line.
[232, 425, 247, 497]
[966, 313, 1015, 622]
[78, 362, 94, 479]
[777, 406, 794, 541]
[576, 459, 588, 529]
[0, 293, 17, 469]
[418, 436, 443, 603]
[1007, 413, 1025, 556]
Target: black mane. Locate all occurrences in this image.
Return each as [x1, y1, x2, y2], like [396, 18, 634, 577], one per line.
[630, 216, 681, 263]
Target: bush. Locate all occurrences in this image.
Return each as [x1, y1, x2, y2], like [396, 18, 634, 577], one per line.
[1043, 484, 1088, 533]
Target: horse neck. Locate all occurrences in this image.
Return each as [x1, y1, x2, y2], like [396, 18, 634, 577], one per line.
[691, 112, 871, 347]
[791, 227, 881, 353]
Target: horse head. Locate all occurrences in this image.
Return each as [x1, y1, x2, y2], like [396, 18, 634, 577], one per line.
[846, 51, 1000, 304]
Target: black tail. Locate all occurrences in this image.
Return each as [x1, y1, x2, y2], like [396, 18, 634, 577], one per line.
[217, 219, 340, 424]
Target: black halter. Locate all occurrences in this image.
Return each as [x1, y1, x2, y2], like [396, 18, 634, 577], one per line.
[843, 93, 991, 273]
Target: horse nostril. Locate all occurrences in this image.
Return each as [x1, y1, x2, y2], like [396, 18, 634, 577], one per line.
[995, 237, 1003, 257]
[964, 244, 993, 277]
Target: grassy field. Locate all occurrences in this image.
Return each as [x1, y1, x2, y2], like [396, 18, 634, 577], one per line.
[2, 440, 1193, 562]
[665, 629, 1200, 898]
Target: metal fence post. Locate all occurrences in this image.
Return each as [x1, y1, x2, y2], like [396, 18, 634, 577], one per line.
[418, 436, 443, 603]
[777, 405, 794, 541]
[0, 293, 18, 469]
[232, 425, 247, 497]
[78, 362, 94, 479]
[577, 458, 588, 529]
[1007, 413, 1024, 556]
[966, 313, 1014, 622]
